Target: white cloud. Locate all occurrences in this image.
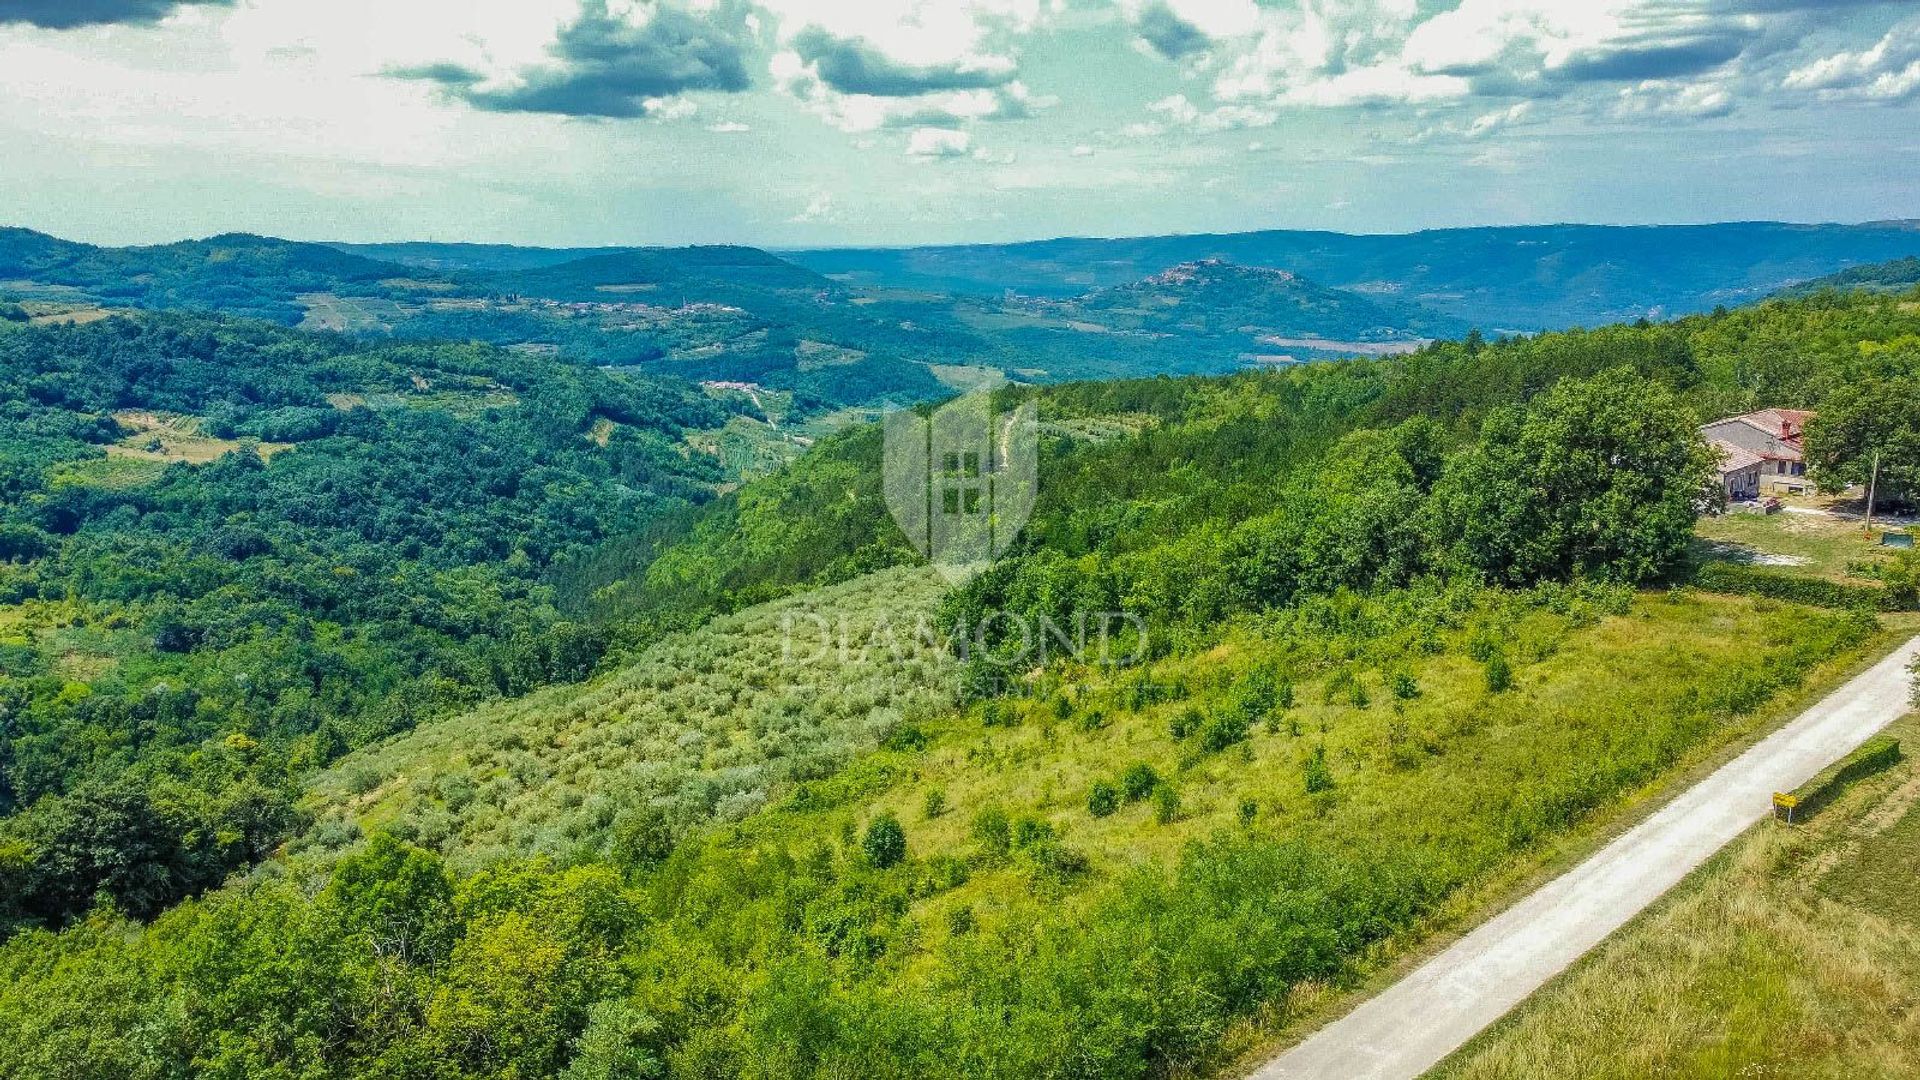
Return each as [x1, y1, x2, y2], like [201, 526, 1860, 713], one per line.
[1613, 79, 1733, 119]
[1145, 92, 1276, 131]
[1468, 100, 1532, 136]
[783, 79, 1041, 133]
[1160, 0, 1772, 118]
[1070, 143, 1093, 156]
[219, 0, 578, 82]
[1279, 64, 1467, 108]
[905, 125, 971, 157]
[1401, 0, 1552, 78]
[706, 120, 750, 133]
[790, 190, 834, 221]
[0, 13, 474, 167]
[644, 96, 698, 121]
[765, 0, 1053, 134]
[761, 0, 1042, 74]
[1783, 21, 1920, 103]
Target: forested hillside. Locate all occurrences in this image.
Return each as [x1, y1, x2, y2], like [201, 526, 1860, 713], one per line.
[1, 285, 1918, 1078]
[0, 312, 750, 925]
[1776, 255, 1920, 298]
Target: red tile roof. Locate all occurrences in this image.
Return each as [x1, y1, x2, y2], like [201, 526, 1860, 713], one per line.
[1704, 408, 1816, 463]
[1707, 438, 1765, 474]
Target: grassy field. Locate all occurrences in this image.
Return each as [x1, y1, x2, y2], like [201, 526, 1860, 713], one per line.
[0, 595, 127, 683]
[106, 410, 293, 463]
[1696, 508, 1896, 584]
[315, 565, 1901, 1020]
[1434, 710, 1920, 1080]
[26, 305, 113, 327]
[296, 291, 408, 332]
[44, 454, 169, 491]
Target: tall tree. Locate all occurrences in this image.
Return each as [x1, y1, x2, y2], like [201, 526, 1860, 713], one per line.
[1806, 368, 1920, 509]
[1429, 368, 1716, 585]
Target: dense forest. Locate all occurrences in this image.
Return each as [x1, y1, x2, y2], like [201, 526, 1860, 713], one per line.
[0, 284, 1917, 1078]
[0, 313, 749, 926]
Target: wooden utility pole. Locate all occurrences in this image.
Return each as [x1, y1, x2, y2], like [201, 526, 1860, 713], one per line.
[1865, 450, 1881, 534]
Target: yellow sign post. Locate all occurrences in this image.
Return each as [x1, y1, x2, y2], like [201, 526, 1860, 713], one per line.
[1773, 792, 1800, 824]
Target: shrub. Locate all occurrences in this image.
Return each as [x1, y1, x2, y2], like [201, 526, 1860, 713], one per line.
[1170, 706, 1205, 740]
[1388, 670, 1420, 700]
[1120, 762, 1160, 802]
[1233, 668, 1279, 719]
[1030, 841, 1090, 881]
[609, 805, 677, 870]
[881, 723, 928, 752]
[971, 806, 1011, 857]
[1011, 815, 1054, 850]
[1152, 784, 1181, 824]
[1303, 744, 1335, 794]
[1884, 550, 1919, 610]
[1484, 650, 1513, 694]
[981, 702, 1017, 728]
[922, 789, 948, 819]
[947, 906, 975, 936]
[862, 813, 906, 869]
[1695, 562, 1890, 610]
[562, 1001, 662, 1080]
[1200, 709, 1250, 753]
[1087, 781, 1119, 818]
[344, 765, 383, 795]
[916, 854, 971, 896]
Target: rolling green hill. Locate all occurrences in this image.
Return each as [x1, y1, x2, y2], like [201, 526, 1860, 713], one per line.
[787, 220, 1920, 329]
[1774, 255, 1920, 298]
[0, 230, 401, 324]
[17, 222, 1920, 414]
[503, 246, 834, 301]
[2, 280, 1920, 1079]
[1066, 258, 1467, 344]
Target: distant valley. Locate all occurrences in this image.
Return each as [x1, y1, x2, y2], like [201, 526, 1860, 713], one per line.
[786, 220, 1920, 330]
[7, 220, 1920, 411]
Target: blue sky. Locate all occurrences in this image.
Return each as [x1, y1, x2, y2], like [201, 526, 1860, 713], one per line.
[1, 0, 1917, 248]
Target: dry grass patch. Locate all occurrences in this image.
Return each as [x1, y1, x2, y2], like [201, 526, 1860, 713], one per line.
[108, 410, 292, 464]
[1697, 510, 1893, 584]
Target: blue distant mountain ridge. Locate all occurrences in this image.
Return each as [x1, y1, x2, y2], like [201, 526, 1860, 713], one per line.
[780, 220, 1920, 331]
[5, 220, 1920, 405]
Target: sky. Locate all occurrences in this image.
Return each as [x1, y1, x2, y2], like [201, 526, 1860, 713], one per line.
[1, 0, 1918, 249]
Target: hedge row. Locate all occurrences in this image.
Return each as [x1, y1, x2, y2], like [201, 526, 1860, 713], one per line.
[1693, 562, 1901, 611]
[1791, 735, 1903, 821]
